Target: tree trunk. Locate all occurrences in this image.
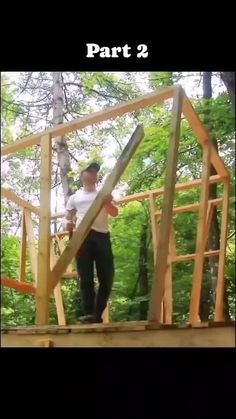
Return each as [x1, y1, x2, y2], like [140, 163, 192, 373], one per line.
[52, 72, 72, 204]
[138, 223, 149, 320]
[199, 72, 230, 321]
[220, 72, 235, 110]
[199, 72, 219, 321]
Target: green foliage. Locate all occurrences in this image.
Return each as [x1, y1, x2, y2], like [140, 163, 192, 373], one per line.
[226, 241, 236, 319]
[1, 236, 20, 277]
[1, 76, 22, 145]
[1, 236, 36, 326]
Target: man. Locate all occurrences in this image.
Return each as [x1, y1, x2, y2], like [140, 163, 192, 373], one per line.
[62, 163, 118, 324]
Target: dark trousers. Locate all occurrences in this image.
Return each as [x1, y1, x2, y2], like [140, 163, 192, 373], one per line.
[75, 229, 114, 322]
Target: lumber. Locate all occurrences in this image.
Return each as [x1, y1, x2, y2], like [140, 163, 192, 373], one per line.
[149, 194, 158, 264]
[190, 144, 211, 323]
[1, 277, 36, 294]
[50, 175, 223, 220]
[19, 210, 27, 282]
[50, 240, 66, 326]
[1, 187, 41, 215]
[36, 135, 52, 325]
[148, 86, 183, 322]
[172, 250, 220, 263]
[24, 209, 38, 285]
[1, 87, 173, 156]
[215, 180, 230, 321]
[182, 93, 229, 178]
[155, 198, 222, 216]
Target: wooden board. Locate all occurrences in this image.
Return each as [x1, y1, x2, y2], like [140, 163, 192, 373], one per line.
[1, 87, 173, 156]
[36, 135, 52, 325]
[37, 339, 54, 347]
[102, 306, 109, 323]
[148, 86, 183, 322]
[50, 124, 145, 290]
[1, 277, 36, 294]
[170, 223, 177, 257]
[1, 187, 41, 215]
[163, 261, 172, 324]
[50, 240, 66, 326]
[24, 209, 38, 285]
[2, 324, 235, 347]
[172, 250, 220, 263]
[55, 235, 72, 273]
[202, 202, 215, 251]
[149, 194, 158, 264]
[51, 175, 223, 220]
[215, 180, 230, 321]
[19, 210, 27, 282]
[182, 93, 229, 178]
[155, 198, 222, 216]
[163, 225, 176, 323]
[189, 144, 211, 323]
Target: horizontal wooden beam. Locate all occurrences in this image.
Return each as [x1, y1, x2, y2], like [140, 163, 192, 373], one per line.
[182, 94, 229, 178]
[1, 87, 174, 156]
[155, 198, 223, 216]
[50, 213, 65, 220]
[112, 175, 223, 204]
[50, 175, 223, 220]
[1, 277, 36, 294]
[172, 250, 220, 263]
[2, 320, 235, 334]
[2, 324, 235, 347]
[1, 188, 41, 216]
[50, 230, 69, 238]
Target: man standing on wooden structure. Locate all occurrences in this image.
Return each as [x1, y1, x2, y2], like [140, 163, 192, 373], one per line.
[62, 162, 118, 323]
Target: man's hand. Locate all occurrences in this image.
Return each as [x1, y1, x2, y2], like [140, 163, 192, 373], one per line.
[103, 194, 118, 217]
[64, 220, 75, 232]
[63, 209, 76, 231]
[103, 194, 113, 205]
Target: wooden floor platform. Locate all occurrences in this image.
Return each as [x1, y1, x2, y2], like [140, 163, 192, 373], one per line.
[1, 321, 235, 347]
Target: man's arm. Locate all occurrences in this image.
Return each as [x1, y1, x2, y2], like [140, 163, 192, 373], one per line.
[62, 194, 77, 231]
[63, 209, 76, 231]
[104, 195, 119, 217]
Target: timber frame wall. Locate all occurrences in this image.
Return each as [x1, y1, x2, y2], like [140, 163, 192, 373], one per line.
[1, 85, 230, 326]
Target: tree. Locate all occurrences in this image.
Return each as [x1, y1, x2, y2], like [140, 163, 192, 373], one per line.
[52, 72, 72, 203]
[199, 72, 220, 321]
[220, 72, 235, 110]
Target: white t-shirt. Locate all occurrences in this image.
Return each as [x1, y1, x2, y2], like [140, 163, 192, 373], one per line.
[66, 189, 110, 233]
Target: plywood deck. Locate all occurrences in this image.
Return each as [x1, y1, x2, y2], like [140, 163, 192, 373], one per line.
[1, 321, 235, 347]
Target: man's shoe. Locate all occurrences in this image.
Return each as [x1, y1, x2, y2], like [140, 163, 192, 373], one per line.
[94, 317, 103, 323]
[79, 315, 94, 324]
